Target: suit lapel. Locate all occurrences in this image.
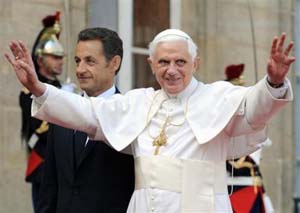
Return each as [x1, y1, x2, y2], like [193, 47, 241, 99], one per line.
[115, 87, 120, 94]
[76, 139, 96, 168]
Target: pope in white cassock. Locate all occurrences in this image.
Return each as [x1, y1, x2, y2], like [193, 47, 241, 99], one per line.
[6, 29, 295, 213]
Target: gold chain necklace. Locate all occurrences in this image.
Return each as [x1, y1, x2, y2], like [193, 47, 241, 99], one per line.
[146, 83, 199, 155]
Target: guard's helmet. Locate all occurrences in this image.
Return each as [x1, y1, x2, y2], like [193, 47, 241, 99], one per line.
[32, 11, 64, 70]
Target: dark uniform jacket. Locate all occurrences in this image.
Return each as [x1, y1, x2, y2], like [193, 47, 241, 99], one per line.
[226, 156, 265, 213]
[37, 89, 135, 213]
[19, 74, 61, 183]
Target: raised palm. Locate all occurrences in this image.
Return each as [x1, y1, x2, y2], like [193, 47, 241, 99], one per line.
[267, 33, 295, 84]
[5, 41, 44, 96]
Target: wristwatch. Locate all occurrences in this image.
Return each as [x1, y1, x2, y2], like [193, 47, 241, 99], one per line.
[267, 78, 284, 88]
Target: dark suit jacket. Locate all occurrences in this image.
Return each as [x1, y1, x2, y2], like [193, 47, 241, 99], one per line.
[37, 90, 135, 213]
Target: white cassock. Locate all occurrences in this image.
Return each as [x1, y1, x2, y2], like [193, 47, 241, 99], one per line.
[32, 77, 292, 213]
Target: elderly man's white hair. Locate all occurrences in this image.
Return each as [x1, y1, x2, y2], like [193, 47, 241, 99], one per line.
[148, 29, 198, 60]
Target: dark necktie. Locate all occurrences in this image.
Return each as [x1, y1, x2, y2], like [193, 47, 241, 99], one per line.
[73, 131, 87, 162]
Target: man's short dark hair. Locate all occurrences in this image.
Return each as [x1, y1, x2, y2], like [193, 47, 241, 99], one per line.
[77, 27, 123, 74]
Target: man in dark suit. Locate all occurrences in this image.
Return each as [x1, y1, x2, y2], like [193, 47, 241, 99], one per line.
[37, 28, 135, 213]
[19, 12, 64, 213]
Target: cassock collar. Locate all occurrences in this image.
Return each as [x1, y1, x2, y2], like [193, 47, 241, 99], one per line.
[161, 77, 199, 103]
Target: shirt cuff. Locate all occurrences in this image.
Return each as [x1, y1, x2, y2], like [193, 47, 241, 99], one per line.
[265, 78, 288, 99]
[30, 83, 49, 104]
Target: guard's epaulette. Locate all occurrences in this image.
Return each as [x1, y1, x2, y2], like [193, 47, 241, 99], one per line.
[21, 87, 30, 95]
[228, 157, 254, 169]
[35, 121, 49, 134]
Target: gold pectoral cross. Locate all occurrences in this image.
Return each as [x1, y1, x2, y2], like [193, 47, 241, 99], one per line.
[153, 129, 167, 155]
[152, 117, 169, 155]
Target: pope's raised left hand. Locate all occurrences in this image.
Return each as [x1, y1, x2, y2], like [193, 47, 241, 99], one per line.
[267, 33, 295, 85]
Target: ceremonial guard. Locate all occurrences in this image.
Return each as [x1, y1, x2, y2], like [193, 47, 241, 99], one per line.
[225, 64, 275, 213]
[19, 12, 64, 212]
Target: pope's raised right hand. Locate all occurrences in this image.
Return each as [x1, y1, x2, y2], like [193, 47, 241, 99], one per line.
[5, 40, 46, 97]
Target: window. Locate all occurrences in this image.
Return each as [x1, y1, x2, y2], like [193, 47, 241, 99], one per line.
[118, 0, 181, 91]
[133, 0, 170, 89]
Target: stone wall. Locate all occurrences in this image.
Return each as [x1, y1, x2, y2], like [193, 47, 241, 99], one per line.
[182, 0, 294, 212]
[0, 0, 87, 212]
